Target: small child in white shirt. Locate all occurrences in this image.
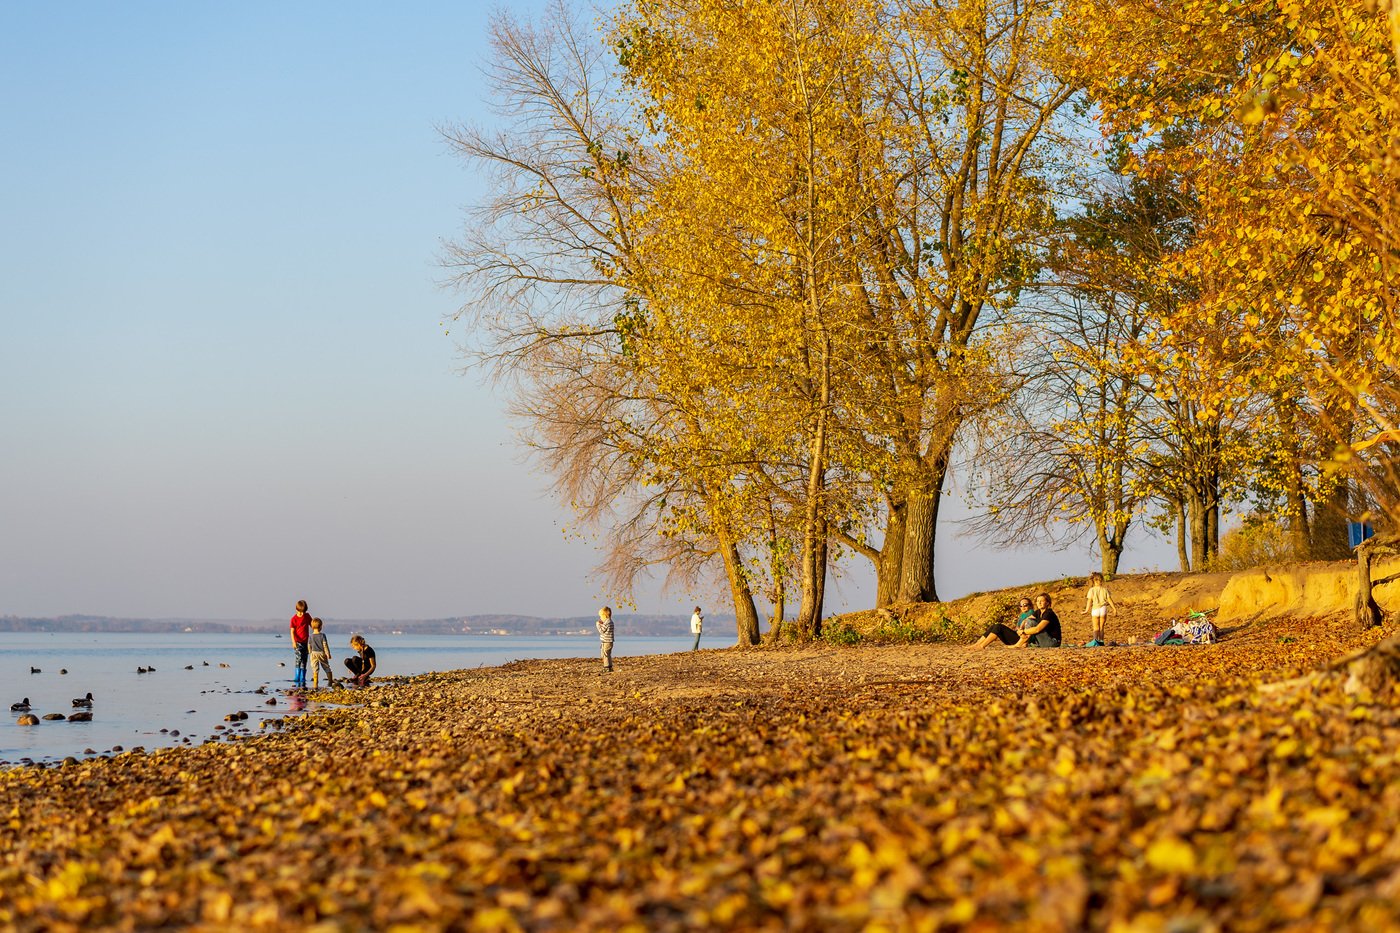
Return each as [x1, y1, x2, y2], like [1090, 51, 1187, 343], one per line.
[1084, 572, 1116, 647]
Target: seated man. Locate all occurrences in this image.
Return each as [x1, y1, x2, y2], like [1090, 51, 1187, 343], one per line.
[344, 634, 377, 687]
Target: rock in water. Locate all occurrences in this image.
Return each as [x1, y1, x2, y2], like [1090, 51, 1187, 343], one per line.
[16, 714, 39, 726]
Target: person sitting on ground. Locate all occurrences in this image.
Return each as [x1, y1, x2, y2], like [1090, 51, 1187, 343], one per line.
[971, 596, 1037, 650]
[1013, 592, 1062, 648]
[344, 634, 377, 687]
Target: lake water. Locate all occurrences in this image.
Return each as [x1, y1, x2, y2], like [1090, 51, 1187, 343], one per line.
[1, 632, 686, 766]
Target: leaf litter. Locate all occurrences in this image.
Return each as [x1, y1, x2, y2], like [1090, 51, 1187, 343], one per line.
[0, 610, 1397, 931]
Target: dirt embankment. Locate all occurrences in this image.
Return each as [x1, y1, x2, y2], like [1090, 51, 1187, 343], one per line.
[836, 557, 1400, 644]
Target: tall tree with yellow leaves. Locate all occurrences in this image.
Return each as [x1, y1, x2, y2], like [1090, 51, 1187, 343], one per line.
[613, 0, 881, 635]
[442, 3, 773, 643]
[1072, 0, 1400, 618]
[806, 0, 1079, 605]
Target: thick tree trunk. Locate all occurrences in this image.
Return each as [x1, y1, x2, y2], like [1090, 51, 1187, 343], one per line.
[876, 496, 906, 608]
[717, 526, 761, 645]
[898, 456, 947, 603]
[1099, 528, 1124, 577]
[1353, 535, 1393, 630]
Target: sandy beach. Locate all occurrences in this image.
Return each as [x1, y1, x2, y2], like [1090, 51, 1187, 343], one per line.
[1, 605, 1397, 930]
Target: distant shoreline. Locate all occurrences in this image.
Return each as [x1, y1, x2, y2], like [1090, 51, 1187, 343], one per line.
[0, 613, 710, 637]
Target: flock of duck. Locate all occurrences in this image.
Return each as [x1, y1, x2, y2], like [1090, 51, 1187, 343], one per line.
[11, 692, 94, 725]
[10, 659, 247, 734]
[10, 662, 169, 726]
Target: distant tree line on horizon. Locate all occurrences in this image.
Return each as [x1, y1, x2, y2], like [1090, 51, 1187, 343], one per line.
[0, 614, 697, 637]
[445, 0, 1400, 642]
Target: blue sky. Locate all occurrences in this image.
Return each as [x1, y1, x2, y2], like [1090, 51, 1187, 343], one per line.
[0, 3, 1174, 622]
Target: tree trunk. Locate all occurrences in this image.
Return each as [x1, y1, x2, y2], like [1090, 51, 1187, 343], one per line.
[1176, 498, 1191, 572]
[876, 496, 906, 608]
[794, 418, 829, 638]
[717, 526, 761, 645]
[1286, 460, 1310, 558]
[1189, 491, 1209, 572]
[1353, 535, 1393, 630]
[1206, 472, 1220, 560]
[1099, 527, 1124, 576]
[898, 459, 947, 604]
[764, 501, 785, 632]
[812, 525, 827, 637]
[1312, 480, 1353, 561]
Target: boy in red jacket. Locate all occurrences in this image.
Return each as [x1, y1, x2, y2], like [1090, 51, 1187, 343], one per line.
[289, 600, 311, 688]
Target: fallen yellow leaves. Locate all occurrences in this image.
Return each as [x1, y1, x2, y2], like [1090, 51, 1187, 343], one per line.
[0, 612, 1396, 929]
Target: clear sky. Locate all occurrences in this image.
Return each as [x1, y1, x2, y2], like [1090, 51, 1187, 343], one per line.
[0, 3, 1176, 622]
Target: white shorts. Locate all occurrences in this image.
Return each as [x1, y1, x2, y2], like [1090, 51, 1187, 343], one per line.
[1090, 607, 1108, 619]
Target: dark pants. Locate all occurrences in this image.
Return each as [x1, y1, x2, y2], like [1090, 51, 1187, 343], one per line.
[983, 623, 1021, 645]
[344, 656, 372, 686]
[292, 642, 308, 685]
[692, 632, 701, 651]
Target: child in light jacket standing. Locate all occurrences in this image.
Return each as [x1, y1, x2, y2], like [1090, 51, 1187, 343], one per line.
[690, 606, 703, 651]
[597, 606, 614, 673]
[1084, 572, 1116, 647]
[307, 618, 335, 688]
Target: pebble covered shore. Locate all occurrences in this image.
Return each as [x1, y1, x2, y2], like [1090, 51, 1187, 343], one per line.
[1, 612, 1397, 930]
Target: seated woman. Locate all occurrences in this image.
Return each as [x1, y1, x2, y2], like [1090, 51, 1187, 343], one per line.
[1014, 592, 1062, 648]
[971, 596, 1036, 650]
[344, 634, 377, 687]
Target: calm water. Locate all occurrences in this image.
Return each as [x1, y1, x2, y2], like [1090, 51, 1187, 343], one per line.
[1, 632, 686, 765]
